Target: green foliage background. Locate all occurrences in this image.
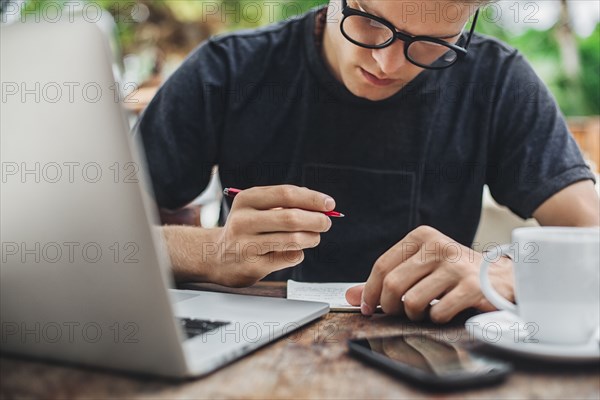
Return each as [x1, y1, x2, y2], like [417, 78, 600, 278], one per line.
[476, 14, 600, 116]
[13, 0, 600, 116]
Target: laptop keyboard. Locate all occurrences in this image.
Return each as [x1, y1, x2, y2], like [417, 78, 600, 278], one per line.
[178, 317, 230, 339]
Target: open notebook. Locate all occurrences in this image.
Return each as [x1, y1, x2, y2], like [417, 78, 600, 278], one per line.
[286, 280, 364, 312]
[287, 280, 437, 313]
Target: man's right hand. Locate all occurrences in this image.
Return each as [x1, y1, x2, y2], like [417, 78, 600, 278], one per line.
[162, 185, 335, 287]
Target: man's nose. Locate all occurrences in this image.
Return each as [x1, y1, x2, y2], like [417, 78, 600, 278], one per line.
[371, 40, 407, 76]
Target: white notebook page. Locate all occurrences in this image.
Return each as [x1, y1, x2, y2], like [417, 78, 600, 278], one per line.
[286, 279, 363, 312]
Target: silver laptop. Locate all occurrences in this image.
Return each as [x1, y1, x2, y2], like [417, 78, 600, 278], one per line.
[0, 17, 328, 378]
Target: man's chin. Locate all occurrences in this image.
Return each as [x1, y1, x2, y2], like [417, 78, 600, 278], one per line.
[349, 84, 401, 102]
[342, 75, 403, 101]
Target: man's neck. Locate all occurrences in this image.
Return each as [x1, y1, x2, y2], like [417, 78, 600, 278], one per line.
[316, 8, 343, 83]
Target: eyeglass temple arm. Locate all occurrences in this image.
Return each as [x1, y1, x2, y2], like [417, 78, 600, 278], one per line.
[464, 9, 480, 49]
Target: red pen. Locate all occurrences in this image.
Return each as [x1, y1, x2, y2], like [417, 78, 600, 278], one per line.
[223, 187, 345, 218]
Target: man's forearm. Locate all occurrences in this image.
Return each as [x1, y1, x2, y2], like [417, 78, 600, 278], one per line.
[161, 225, 223, 283]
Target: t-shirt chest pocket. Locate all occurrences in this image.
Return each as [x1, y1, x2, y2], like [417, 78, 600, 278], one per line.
[297, 163, 417, 282]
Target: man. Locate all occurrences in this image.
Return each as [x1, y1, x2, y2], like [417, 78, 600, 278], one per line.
[137, 0, 599, 322]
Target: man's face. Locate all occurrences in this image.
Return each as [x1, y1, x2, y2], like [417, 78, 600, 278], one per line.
[323, 0, 475, 101]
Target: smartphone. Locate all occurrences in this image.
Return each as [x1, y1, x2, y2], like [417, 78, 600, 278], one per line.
[348, 334, 512, 390]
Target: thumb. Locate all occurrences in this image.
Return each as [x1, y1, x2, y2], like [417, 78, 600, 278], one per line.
[345, 284, 364, 306]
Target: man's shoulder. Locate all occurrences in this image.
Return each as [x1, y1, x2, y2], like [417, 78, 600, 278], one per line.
[450, 32, 530, 84]
[468, 32, 519, 59]
[206, 10, 313, 54]
[180, 9, 316, 81]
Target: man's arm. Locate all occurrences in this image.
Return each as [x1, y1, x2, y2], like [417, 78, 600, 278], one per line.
[160, 185, 335, 287]
[532, 180, 599, 227]
[346, 180, 599, 322]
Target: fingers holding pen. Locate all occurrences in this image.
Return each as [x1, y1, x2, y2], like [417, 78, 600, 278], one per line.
[230, 185, 336, 213]
[209, 185, 342, 287]
[229, 208, 333, 235]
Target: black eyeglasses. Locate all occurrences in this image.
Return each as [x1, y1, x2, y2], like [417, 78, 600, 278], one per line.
[340, 0, 480, 70]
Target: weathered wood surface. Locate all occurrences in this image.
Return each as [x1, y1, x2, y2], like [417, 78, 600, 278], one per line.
[2, 282, 599, 399]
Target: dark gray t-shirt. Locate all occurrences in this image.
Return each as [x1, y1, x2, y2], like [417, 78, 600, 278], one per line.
[137, 7, 594, 282]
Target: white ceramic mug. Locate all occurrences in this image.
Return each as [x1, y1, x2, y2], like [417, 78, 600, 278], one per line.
[480, 227, 600, 345]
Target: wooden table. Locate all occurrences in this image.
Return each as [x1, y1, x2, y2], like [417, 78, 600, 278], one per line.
[1, 282, 598, 399]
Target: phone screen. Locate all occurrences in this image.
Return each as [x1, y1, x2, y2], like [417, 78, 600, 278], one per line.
[348, 334, 511, 388]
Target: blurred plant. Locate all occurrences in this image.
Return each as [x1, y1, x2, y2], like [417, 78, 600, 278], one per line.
[578, 24, 600, 116]
[476, 3, 598, 116]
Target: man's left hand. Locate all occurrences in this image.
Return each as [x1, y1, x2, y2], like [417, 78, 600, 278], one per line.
[345, 225, 515, 323]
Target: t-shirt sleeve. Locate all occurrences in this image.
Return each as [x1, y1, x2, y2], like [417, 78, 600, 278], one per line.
[134, 40, 228, 210]
[486, 50, 595, 219]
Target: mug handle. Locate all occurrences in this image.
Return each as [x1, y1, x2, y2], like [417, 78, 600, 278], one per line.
[480, 244, 517, 313]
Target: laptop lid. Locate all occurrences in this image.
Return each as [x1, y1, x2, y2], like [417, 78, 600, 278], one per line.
[1, 17, 188, 377]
